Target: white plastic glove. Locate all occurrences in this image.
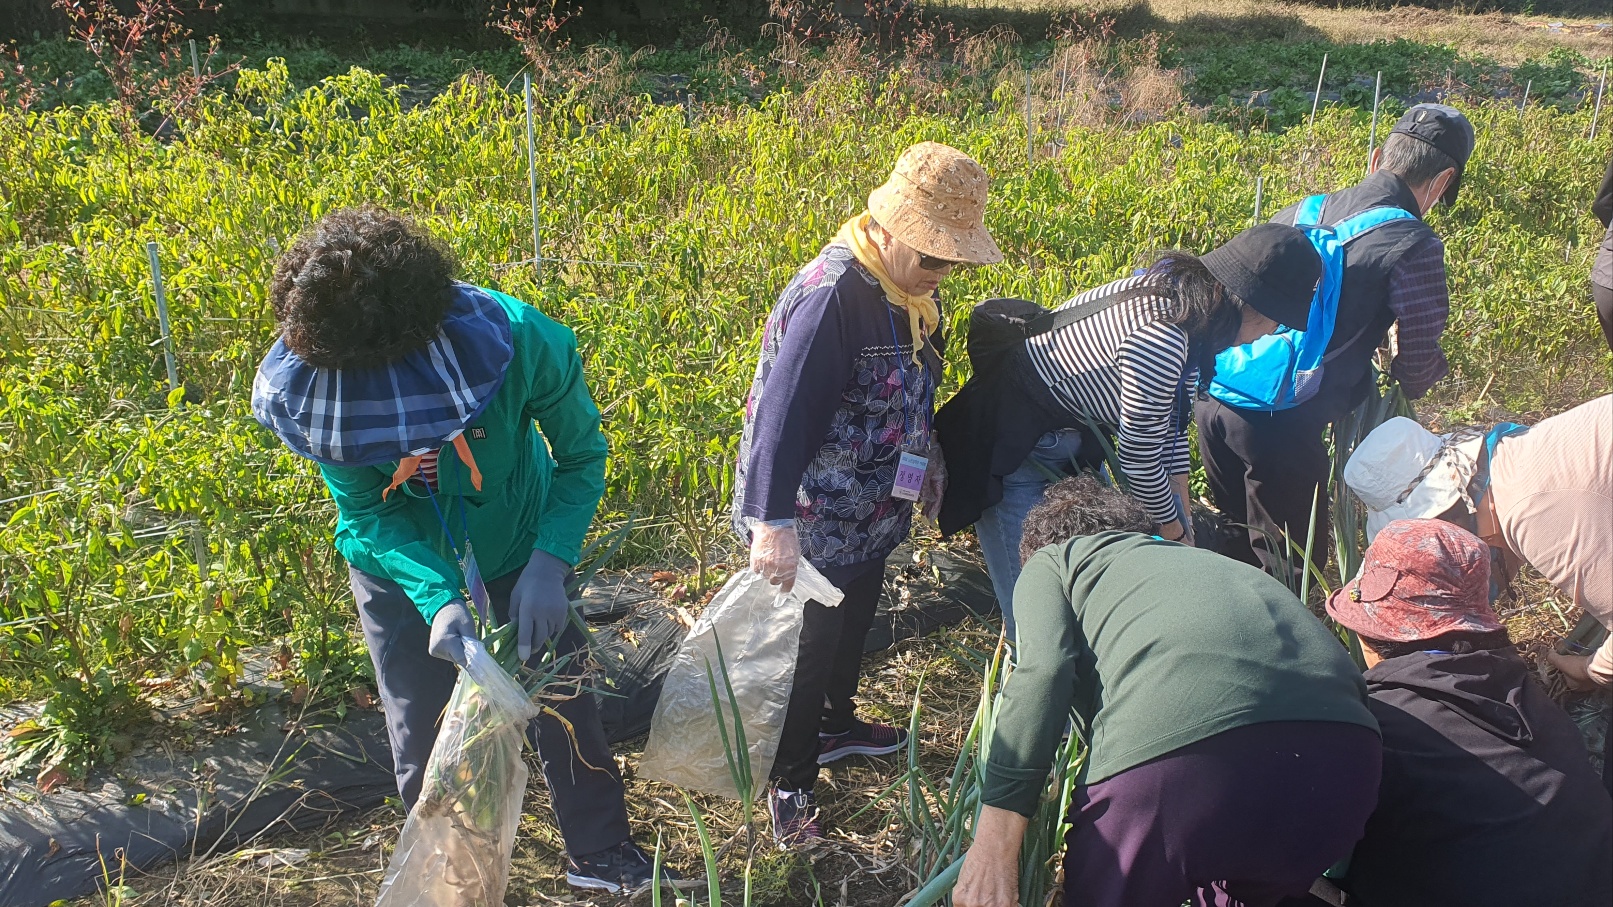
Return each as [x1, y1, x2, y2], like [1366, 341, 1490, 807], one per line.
[919, 442, 948, 523]
[749, 520, 800, 595]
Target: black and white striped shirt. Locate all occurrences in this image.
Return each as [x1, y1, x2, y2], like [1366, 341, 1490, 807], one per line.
[1024, 275, 1196, 524]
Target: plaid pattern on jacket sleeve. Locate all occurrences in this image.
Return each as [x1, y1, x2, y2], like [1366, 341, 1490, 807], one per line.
[1386, 234, 1451, 399]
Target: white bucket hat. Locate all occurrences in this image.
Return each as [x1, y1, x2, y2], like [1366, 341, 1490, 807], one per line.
[1343, 417, 1487, 542]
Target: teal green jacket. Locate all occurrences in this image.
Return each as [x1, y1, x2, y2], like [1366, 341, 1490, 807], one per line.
[319, 290, 607, 624]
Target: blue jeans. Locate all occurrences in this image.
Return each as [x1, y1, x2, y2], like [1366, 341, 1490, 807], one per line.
[975, 428, 1085, 640]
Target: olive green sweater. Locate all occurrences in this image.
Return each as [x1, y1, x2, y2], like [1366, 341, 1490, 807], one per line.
[983, 532, 1377, 818]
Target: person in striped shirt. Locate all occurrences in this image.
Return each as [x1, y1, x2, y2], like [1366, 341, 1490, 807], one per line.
[935, 225, 1322, 633]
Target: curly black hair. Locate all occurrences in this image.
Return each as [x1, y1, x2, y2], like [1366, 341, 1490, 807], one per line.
[1018, 475, 1158, 565]
[269, 206, 458, 369]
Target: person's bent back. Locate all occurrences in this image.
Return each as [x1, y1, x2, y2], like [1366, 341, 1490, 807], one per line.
[953, 477, 1380, 907]
[1326, 519, 1612, 907]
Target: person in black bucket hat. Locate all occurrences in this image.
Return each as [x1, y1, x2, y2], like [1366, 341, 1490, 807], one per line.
[1201, 222, 1324, 331]
[1197, 102, 1475, 588]
[932, 223, 1320, 637]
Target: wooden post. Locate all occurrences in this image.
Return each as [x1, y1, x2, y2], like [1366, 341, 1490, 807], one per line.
[1366, 71, 1382, 175]
[523, 74, 542, 283]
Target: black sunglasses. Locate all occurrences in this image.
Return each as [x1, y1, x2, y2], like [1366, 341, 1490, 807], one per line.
[918, 253, 962, 271]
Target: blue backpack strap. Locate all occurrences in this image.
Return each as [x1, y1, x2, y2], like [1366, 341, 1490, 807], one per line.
[1295, 194, 1327, 226]
[1330, 205, 1417, 244]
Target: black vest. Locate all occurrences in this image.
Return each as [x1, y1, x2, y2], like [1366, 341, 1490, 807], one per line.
[1271, 171, 1435, 419]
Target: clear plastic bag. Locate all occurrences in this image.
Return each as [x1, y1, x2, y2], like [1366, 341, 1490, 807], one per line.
[375, 638, 539, 907]
[638, 559, 844, 799]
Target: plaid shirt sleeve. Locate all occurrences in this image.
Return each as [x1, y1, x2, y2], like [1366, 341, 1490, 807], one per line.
[1386, 234, 1451, 399]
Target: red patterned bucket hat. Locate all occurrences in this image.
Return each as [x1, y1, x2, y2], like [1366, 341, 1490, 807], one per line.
[1326, 518, 1501, 643]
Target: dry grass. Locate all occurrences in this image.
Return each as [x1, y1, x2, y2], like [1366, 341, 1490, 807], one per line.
[98, 563, 1000, 907]
[91, 550, 1603, 907]
[923, 0, 1613, 64]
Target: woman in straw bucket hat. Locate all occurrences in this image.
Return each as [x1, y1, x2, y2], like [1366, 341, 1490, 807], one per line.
[1343, 394, 1613, 692]
[731, 141, 1001, 847]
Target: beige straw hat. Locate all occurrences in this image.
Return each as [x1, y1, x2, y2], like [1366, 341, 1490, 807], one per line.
[868, 142, 1003, 266]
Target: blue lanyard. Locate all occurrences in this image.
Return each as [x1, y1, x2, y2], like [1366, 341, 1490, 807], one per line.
[417, 455, 471, 562]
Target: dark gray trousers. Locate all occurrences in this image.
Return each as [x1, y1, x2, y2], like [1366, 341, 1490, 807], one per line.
[350, 565, 631, 857]
[769, 557, 888, 792]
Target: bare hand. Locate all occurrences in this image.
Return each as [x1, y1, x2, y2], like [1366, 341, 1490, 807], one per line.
[1546, 651, 1598, 691]
[954, 806, 1029, 907]
[954, 845, 1021, 907]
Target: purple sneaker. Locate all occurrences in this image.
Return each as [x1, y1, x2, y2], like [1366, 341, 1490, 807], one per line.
[768, 785, 824, 849]
[817, 719, 909, 765]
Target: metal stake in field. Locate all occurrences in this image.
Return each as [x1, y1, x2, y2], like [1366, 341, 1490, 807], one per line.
[1253, 175, 1265, 224]
[523, 73, 543, 284]
[146, 241, 207, 574]
[1590, 63, 1609, 142]
[1519, 79, 1531, 122]
[1365, 71, 1382, 175]
[190, 38, 200, 80]
[1053, 59, 1070, 154]
[1307, 52, 1329, 136]
[1025, 69, 1035, 164]
[146, 242, 180, 393]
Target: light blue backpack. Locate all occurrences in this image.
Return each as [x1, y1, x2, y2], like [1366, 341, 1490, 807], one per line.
[1208, 195, 1417, 411]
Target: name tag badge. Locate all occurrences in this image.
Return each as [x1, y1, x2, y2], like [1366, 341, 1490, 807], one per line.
[461, 543, 491, 626]
[891, 451, 928, 502]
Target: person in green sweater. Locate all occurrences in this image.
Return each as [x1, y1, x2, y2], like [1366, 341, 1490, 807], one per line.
[251, 206, 679, 895]
[952, 476, 1381, 907]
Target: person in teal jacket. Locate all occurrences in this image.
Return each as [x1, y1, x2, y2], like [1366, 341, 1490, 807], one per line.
[252, 206, 679, 895]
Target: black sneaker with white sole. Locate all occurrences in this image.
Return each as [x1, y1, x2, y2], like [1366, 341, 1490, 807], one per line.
[817, 719, 909, 765]
[768, 785, 825, 849]
[566, 840, 688, 895]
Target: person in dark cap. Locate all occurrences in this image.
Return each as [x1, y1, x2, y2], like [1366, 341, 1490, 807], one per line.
[1324, 518, 1611, 907]
[934, 224, 1321, 635]
[1197, 103, 1476, 584]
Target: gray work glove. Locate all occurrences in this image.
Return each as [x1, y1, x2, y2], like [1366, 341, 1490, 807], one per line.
[511, 549, 572, 662]
[427, 600, 476, 667]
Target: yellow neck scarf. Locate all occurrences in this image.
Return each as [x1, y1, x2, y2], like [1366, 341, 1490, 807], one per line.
[833, 212, 940, 364]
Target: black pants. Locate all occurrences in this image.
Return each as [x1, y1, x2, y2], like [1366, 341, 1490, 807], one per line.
[1594, 282, 1613, 353]
[769, 557, 888, 792]
[351, 565, 631, 857]
[1196, 396, 1335, 588]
